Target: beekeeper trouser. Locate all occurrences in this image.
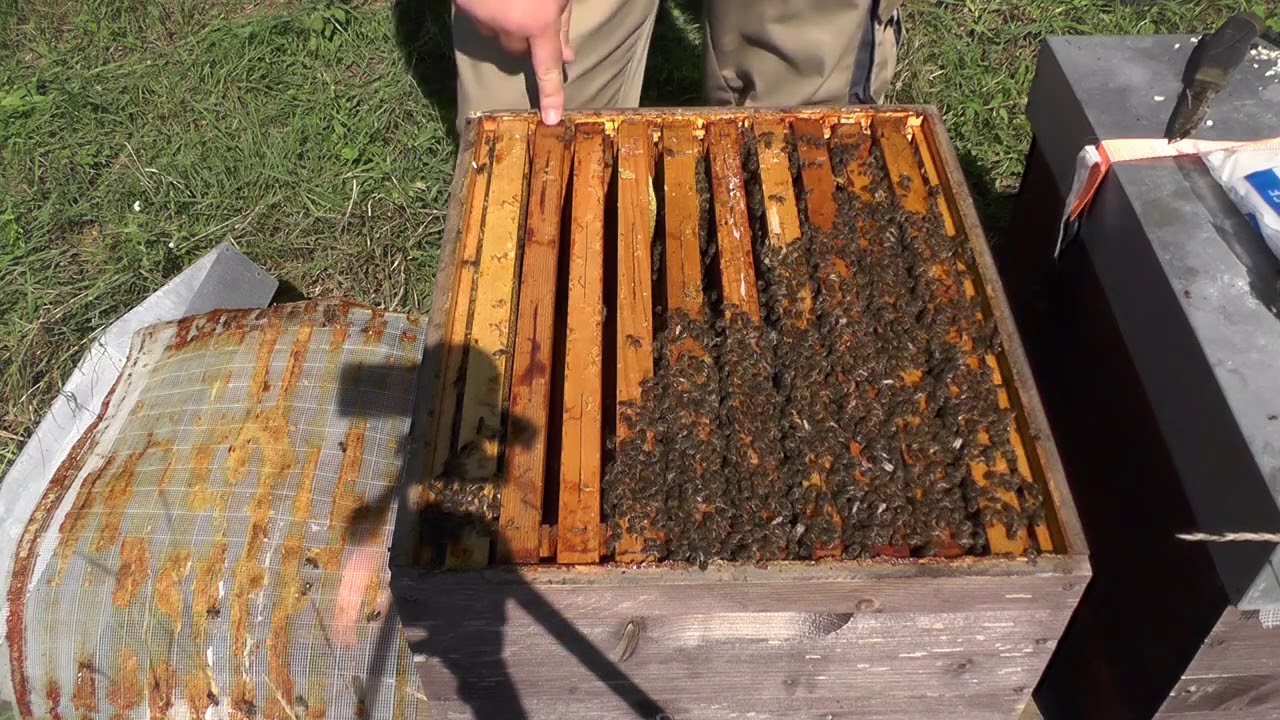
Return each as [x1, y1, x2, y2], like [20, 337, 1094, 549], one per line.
[452, 0, 904, 134]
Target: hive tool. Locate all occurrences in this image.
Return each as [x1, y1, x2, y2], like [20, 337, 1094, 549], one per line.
[1165, 11, 1266, 142]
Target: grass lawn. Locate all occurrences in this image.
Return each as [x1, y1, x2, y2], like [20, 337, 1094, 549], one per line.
[0, 0, 1272, 479]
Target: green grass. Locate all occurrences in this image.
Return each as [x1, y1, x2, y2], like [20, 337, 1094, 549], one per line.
[0, 0, 1274, 477]
[1, 0, 455, 473]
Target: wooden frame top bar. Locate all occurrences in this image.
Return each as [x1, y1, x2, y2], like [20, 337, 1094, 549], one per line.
[403, 106, 1088, 573]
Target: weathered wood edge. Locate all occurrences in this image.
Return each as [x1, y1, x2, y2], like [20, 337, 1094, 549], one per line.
[390, 119, 485, 568]
[662, 120, 707, 318]
[706, 121, 761, 319]
[396, 553, 1090, 587]
[612, 120, 656, 563]
[916, 106, 1088, 560]
[465, 106, 923, 126]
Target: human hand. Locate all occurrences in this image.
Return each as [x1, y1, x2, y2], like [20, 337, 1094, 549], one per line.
[455, 0, 574, 125]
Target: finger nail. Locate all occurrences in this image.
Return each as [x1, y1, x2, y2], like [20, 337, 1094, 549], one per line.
[544, 108, 561, 125]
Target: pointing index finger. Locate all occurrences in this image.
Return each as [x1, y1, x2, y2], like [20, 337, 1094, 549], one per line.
[529, 28, 565, 125]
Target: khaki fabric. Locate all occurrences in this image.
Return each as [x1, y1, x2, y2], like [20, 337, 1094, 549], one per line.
[453, 0, 660, 134]
[704, 0, 880, 107]
[868, 0, 904, 103]
[452, 0, 901, 132]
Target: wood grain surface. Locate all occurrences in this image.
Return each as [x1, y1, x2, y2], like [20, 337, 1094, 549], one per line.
[558, 124, 608, 564]
[612, 119, 656, 564]
[395, 565, 1086, 719]
[497, 122, 573, 565]
[706, 120, 761, 320]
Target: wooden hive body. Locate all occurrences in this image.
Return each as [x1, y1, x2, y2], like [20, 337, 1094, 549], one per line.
[390, 107, 1089, 720]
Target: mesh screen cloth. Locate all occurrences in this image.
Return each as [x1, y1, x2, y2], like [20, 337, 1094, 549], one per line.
[4, 300, 431, 720]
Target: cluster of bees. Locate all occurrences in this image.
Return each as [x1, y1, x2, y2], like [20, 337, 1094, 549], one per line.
[416, 471, 502, 556]
[749, 140, 845, 559]
[824, 141, 984, 556]
[602, 307, 724, 566]
[603, 128, 1044, 565]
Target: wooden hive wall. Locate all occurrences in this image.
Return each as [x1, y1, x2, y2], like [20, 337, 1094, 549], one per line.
[407, 109, 1070, 570]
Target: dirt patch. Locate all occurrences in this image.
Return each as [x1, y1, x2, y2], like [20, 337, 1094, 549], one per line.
[184, 671, 214, 720]
[191, 540, 229, 647]
[154, 549, 193, 631]
[72, 658, 98, 717]
[111, 536, 150, 609]
[106, 648, 143, 717]
[91, 447, 147, 553]
[185, 445, 216, 513]
[147, 661, 177, 719]
[44, 679, 63, 720]
[265, 447, 319, 720]
[52, 453, 119, 584]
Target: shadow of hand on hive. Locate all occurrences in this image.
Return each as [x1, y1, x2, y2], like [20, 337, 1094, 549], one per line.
[397, 563, 671, 720]
[335, 347, 669, 720]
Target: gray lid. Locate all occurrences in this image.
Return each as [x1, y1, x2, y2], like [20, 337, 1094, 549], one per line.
[1028, 35, 1280, 608]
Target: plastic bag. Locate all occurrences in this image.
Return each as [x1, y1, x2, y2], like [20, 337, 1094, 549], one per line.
[1202, 146, 1280, 261]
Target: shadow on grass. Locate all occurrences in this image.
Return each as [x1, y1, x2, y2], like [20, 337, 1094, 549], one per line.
[389, 0, 705, 146]
[390, 0, 458, 141]
[640, 0, 704, 107]
[270, 277, 309, 305]
[956, 148, 1018, 245]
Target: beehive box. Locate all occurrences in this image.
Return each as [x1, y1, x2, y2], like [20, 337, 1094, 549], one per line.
[390, 107, 1089, 720]
[1011, 37, 1280, 720]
